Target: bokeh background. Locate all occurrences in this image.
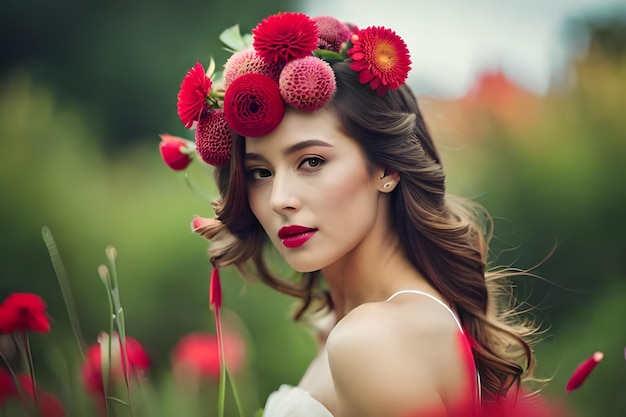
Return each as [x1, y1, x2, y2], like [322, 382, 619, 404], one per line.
[1, 0, 624, 416]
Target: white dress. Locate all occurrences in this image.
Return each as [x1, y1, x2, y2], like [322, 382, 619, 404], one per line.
[262, 290, 479, 417]
[264, 384, 334, 417]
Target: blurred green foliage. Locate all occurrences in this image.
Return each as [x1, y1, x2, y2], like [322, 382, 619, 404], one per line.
[0, 4, 625, 417]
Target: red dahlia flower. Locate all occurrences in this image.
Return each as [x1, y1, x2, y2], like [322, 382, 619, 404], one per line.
[223, 73, 285, 137]
[81, 333, 150, 396]
[177, 62, 213, 128]
[195, 109, 232, 167]
[159, 134, 194, 171]
[0, 292, 50, 333]
[348, 26, 412, 95]
[252, 12, 319, 65]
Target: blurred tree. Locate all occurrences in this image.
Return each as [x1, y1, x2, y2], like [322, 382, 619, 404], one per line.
[0, 0, 292, 148]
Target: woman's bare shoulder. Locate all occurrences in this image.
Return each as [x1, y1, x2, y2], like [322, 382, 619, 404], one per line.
[325, 298, 468, 417]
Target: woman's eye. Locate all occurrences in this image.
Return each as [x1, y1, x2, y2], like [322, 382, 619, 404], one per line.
[247, 168, 272, 181]
[300, 157, 324, 170]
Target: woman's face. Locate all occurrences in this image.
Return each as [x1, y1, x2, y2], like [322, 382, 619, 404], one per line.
[244, 108, 383, 272]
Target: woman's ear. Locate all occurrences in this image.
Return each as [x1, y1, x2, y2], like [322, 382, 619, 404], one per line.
[377, 169, 400, 193]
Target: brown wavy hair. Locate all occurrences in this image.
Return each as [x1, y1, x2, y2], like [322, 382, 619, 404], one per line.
[198, 60, 538, 398]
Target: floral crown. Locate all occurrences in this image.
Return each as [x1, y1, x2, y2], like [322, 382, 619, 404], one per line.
[164, 12, 411, 169]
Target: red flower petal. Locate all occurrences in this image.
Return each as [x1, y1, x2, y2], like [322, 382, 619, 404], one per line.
[223, 73, 285, 137]
[195, 109, 232, 167]
[159, 134, 193, 171]
[566, 351, 603, 393]
[252, 12, 319, 65]
[177, 62, 212, 128]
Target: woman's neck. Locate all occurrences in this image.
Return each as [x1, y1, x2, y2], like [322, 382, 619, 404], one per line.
[321, 222, 432, 320]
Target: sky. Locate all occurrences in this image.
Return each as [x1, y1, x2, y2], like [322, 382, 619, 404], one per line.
[301, 0, 625, 97]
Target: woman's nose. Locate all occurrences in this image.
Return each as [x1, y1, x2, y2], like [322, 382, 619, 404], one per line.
[270, 173, 301, 215]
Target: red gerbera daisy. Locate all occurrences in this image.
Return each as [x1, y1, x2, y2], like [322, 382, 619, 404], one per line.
[252, 12, 319, 65]
[177, 62, 213, 128]
[348, 26, 411, 95]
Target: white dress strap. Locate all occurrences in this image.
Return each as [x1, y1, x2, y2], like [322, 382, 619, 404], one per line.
[385, 289, 482, 409]
[385, 290, 464, 332]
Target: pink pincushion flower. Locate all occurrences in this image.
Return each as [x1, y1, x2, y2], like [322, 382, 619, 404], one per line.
[0, 292, 50, 333]
[195, 109, 232, 167]
[313, 16, 352, 53]
[252, 12, 319, 65]
[348, 26, 411, 95]
[223, 49, 283, 89]
[177, 62, 212, 128]
[159, 134, 194, 171]
[279, 56, 336, 111]
[223, 73, 285, 137]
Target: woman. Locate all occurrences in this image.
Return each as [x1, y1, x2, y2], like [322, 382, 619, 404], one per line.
[173, 11, 544, 417]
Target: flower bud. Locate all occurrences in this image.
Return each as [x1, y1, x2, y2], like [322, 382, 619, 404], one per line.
[159, 134, 194, 171]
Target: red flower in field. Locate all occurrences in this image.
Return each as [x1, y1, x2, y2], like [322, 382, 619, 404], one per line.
[177, 62, 213, 128]
[172, 332, 246, 380]
[81, 333, 150, 396]
[566, 351, 603, 393]
[0, 369, 17, 405]
[223, 73, 285, 137]
[17, 374, 66, 417]
[252, 12, 318, 65]
[0, 293, 50, 333]
[158, 134, 194, 171]
[348, 26, 411, 95]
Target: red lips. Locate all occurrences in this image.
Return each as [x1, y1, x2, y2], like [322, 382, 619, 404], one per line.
[278, 225, 317, 249]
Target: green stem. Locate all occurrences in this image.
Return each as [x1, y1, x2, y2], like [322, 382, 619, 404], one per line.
[226, 367, 245, 417]
[183, 170, 212, 201]
[41, 226, 86, 361]
[215, 308, 226, 417]
[23, 332, 39, 410]
[105, 247, 135, 417]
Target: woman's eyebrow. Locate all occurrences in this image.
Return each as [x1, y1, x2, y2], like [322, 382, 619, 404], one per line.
[282, 139, 333, 156]
[245, 139, 334, 161]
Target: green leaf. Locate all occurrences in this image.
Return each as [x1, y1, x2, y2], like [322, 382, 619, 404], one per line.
[254, 408, 265, 417]
[313, 49, 345, 62]
[219, 24, 252, 52]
